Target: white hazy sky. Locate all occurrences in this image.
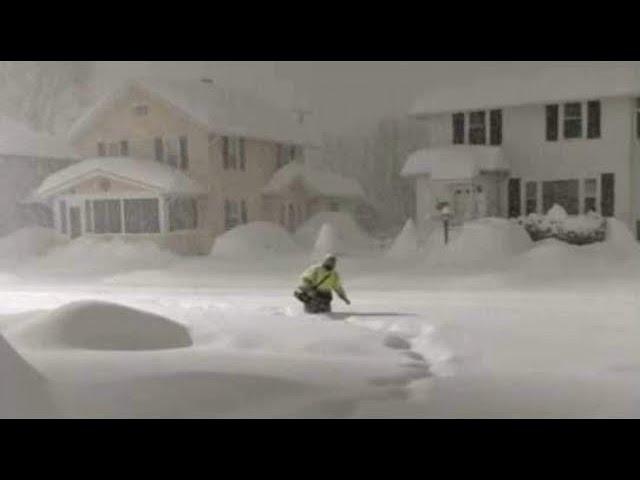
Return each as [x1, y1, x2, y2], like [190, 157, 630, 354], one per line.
[95, 61, 640, 135]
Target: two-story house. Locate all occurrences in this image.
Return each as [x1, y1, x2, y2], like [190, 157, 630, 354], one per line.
[29, 78, 326, 254]
[401, 64, 640, 239]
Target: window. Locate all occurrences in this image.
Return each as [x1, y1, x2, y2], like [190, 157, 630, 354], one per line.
[154, 137, 164, 163]
[84, 200, 92, 233]
[587, 101, 601, 139]
[179, 136, 189, 170]
[133, 104, 148, 116]
[92, 199, 122, 234]
[223, 137, 246, 170]
[584, 178, 597, 213]
[120, 140, 129, 156]
[59, 200, 67, 234]
[97, 142, 106, 157]
[563, 103, 582, 139]
[546, 105, 559, 141]
[490, 110, 502, 145]
[452, 113, 465, 144]
[124, 198, 160, 234]
[468, 111, 486, 145]
[525, 181, 538, 215]
[240, 200, 248, 224]
[169, 197, 198, 231]
[224, 199, 239, 230]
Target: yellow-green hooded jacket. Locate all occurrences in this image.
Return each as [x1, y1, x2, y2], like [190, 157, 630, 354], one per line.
[301, 264, 346, 297]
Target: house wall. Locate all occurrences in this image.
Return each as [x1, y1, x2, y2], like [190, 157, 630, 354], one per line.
[0, 156, 76, 235]
[421, 96, 636, 227]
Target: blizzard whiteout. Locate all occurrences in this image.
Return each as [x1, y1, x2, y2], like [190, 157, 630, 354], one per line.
[0, 61, 639, 418]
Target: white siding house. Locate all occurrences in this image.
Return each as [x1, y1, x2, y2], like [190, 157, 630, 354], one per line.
[404, 64, 640, 239]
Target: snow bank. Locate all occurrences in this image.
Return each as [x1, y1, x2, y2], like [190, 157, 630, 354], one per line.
[386, 219, 419, 259]
[0, 333, 57, 417]
[211, 222, 302, 259]
[295, 212, 376, 255]
[425, 218, 533, 268]
[0, 227, 66, 260]
[10, 301, 192, 351]
[29, 236, 178, 275]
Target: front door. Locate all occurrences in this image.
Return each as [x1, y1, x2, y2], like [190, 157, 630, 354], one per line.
[69, 207, 82, 239]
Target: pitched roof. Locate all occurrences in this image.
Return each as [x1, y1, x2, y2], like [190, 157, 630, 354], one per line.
[401, 146, 507, 180]
[410, 63, 640, 116]
[262, 162, 366, 200]
[68, 78, 321, 147]
[31, 156, 206, 202]
[0, 117, 79, 160]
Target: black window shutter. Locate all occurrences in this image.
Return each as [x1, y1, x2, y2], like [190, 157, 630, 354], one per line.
[179, 136, 189, 170]
[154, 137, 164, 162]
[546, 105, 559, 141]
[587, 101, 601, 139]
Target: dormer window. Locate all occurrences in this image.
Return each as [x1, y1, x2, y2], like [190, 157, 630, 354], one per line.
[133, 104, 149, 116]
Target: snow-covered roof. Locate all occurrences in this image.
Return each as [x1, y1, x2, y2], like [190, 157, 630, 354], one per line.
[401, 146, 508, 180]
[262, 162, 366, 200]
[69, 78, 321, 147]
[410, 63, 640, 116]
[0, 117, 79, 160]
[31, 156, 206, 202]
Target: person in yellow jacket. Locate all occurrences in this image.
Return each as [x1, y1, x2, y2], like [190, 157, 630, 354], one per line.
[295, 254, 351, 313]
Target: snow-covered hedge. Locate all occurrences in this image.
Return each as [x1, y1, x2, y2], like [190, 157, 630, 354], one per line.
[514, 205, 607, 245]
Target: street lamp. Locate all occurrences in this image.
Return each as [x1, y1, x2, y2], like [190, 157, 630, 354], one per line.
[438, 202, 453, 245]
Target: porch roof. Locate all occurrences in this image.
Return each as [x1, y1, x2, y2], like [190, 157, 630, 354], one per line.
[400, 146, 508, 181]
[30, 156, 207, 202]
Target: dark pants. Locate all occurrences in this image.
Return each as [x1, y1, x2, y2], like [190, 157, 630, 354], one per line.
[303, 290, 332, 314]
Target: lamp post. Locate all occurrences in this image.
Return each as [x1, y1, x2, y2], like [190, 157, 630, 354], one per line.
[438, 202, 452, 245]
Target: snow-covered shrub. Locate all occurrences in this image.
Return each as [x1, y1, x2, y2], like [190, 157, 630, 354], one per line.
[515, 205, 606, 245]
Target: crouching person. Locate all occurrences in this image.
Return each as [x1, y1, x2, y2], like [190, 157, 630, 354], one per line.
[294, 254, 351, 314]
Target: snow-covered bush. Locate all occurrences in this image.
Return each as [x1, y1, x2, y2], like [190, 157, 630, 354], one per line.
[515, 205, 606, 245]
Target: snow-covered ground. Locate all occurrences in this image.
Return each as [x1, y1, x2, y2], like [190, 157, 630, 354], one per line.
[1, 215, 640, 418]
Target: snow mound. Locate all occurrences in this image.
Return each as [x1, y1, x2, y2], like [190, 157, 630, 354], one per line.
[295, 212, 376, 255]
[0, 333, 57, 417]
[211, 222, 302, 258]
[31, 236, 177, 275]
[426, 218, 533, 267]
[386, 219, 419, 259]
[11, 301, 193, 351]
[0, 227, 66, 260]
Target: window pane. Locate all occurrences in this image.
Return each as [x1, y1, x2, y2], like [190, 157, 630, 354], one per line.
[452, 113, 465, 144]
[587, 101, 601, 139]
[546, 105, 559, 141]
[468, 111, 486, 145]
[490, 109, 502, 146]
[169, 197, 198, 231]
[124, 198, 160, 234]
[564, 103, 582, 139]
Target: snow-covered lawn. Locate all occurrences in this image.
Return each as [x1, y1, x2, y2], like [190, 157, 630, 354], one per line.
[1, 215, 639, 418]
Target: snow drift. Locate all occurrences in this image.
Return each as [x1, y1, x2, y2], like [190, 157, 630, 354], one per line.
[211, 221, 302, 258]
[425, 218, 533, 268]
[0, 226, 66, 260]
[10, 301, 193, 351]
[295, 212, 376, 255]
[0, 333, 57, 417]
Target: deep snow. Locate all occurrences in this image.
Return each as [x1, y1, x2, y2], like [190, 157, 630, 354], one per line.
[1, 217, 640, 418]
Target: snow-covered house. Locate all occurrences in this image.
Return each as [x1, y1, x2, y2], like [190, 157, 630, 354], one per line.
[32, 78, 321, 254]
[403, 63, 640, 238]
[261, 162, 368, 232]
[0, 118, 79, 235]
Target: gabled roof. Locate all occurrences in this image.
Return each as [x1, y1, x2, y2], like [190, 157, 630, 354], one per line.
[31, 156, 206, 202]
[0, 117, 79, 161]
[262, 162, 366, 200]
[68, 78, 321, 147]
[401, 146, 507, 180]
[410, 63, 640, 116]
